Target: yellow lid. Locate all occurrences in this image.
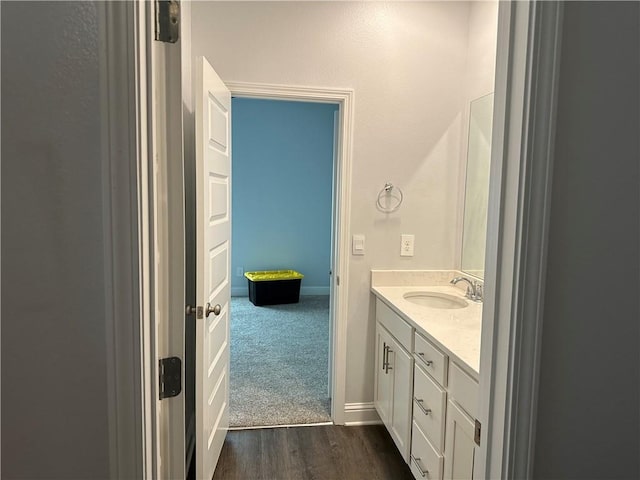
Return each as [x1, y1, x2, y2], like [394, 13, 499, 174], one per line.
[244, 270, 304, 281]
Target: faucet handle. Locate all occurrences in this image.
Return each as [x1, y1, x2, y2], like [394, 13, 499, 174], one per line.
[471, 282, 483, 302]
[465, 285, 473, 299]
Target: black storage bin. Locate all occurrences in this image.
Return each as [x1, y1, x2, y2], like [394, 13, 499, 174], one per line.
[244, 270, 304, 306]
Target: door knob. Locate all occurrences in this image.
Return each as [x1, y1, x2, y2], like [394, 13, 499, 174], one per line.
[206, 303, 221, 317]
[185, 305, 197, 315]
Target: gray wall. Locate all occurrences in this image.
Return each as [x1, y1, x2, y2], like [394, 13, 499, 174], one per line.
[533, 2, 640, 479]
[1, 2, 111, 478]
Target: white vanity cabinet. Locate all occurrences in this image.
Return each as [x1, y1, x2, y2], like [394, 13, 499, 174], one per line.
[372, 295, 479, 480]
[374, 300, 413, 461]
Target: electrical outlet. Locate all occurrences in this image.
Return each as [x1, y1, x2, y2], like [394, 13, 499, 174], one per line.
[400, 234, 415, 256]
[236, 267, 244, 277]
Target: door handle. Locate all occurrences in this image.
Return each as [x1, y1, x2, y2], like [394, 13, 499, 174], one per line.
[186, 304, 221, 318]
[206, 303, 221, 317]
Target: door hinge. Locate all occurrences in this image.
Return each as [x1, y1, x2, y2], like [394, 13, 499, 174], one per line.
[155, 0, 180, 44]
[474, 419, 482, 446]
[159, 356, 182, 400]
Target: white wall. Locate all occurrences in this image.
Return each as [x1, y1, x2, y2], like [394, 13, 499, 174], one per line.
[1, 2, 111, 477]
[533, 2, 639, 478]
[192, 0, 473, 407]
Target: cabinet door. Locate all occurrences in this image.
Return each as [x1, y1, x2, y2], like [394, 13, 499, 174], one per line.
[374, 324, 392, 426]
[444, 400, 476, 480]
[388, 334, 413, 461]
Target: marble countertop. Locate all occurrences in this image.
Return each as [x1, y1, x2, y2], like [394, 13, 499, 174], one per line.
[371, 270, 482, 379]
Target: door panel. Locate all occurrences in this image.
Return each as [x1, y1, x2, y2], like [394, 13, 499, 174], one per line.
[444, 400, 476, 480]
[389, 335, 412, 461]
[195, 56, 231, 480]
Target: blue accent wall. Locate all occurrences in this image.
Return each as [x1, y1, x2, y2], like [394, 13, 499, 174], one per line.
[231, 98, 338, 296]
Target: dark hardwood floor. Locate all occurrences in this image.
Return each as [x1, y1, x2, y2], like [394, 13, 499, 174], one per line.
[211, 424, 413, 480]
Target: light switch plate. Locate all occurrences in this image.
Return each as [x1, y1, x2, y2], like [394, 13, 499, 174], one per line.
[352, 234, 365, 255]
[401, 234, 414, 256]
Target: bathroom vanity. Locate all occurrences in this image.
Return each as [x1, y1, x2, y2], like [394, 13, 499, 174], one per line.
[371, 270, 482, 480]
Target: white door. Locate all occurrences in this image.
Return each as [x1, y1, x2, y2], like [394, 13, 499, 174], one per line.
[195, 56, 231, 480]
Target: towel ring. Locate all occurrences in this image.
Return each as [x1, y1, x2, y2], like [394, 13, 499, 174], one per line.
[376, 183, 403, 213]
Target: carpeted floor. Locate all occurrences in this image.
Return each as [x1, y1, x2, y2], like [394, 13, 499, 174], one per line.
[229, 295, 331, 427]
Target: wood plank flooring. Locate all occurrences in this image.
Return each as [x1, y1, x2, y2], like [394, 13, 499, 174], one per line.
[211, 424, 413, 480]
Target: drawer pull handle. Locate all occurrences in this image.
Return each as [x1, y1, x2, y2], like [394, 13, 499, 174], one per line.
[382, 342, 388, 371]
[385, 348, 394, 373]
[414, 398, 432, 416]
[417, 353, 433, 366]
[411, 454, 429, 477]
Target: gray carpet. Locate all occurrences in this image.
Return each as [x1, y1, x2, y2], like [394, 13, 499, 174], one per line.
[229, 295, 331, 427]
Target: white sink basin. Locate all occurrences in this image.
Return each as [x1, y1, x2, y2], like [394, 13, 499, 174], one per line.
[403, 291, 468, 309]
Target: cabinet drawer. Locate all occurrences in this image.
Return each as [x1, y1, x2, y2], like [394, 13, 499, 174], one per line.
[410, 421, 444, 480]
[448, 362, 478, 419]
[376, 299, 412, 350]
[414, 331, 448, 386]
[413, 363, 446, 453]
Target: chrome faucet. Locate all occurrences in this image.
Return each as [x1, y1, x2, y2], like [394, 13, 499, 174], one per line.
[450, 276, 483, 302]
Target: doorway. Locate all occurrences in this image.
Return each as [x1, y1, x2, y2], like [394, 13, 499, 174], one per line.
[108, 1, 571, 478]
[182, 80, 354, 475]
[229, 97, 338, 428]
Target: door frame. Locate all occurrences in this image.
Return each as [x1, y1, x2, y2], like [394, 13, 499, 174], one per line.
[226, 82, 355, 425]
[475, 1, 564, 478]
[149, 9, 188, 480]
[101, 1, 187, 478]
[99, 1, 157, 478]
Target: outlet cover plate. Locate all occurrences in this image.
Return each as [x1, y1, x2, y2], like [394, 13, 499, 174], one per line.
[401, 234, 414, 256]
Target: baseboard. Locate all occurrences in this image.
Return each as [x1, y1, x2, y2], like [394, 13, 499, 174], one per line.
[231, 286, 330, 297]
[343, 402, 382, 426]
[300, 286, 330, 296]
[231, 287, 247, 297]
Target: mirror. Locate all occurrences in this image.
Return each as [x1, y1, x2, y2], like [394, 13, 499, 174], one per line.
[461, 93, 494, 280]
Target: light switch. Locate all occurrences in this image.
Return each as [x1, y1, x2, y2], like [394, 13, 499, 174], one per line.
[401, 234, 415, 256]
[352, 234, 365, 255]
